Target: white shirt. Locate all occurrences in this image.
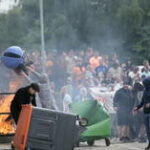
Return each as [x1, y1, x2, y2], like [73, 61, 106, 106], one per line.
[63, 94, 72, 112]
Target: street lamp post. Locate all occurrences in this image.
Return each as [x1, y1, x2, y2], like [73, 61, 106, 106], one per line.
[39, 0, 46, 73]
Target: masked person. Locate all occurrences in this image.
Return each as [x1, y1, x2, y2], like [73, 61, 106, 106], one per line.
[10, 83, 40, 124]
[132, 82, 145, 142]
[113, 81, 134, 142]
[134, 78, 150, 150]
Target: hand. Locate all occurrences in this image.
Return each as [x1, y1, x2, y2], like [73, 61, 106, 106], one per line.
[133, 107, 138, 115]
[146, 103, 150, 108]
[114, 107, 119, 111]
[26, 66, 34, 71]
[133, 107, 138, 112]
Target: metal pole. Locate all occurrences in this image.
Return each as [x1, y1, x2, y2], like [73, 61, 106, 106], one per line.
[39, 0, 46, 73]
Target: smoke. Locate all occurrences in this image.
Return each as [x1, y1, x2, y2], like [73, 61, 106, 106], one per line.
[0, 62, 11, 92]
[42, 0, 125, 56]
[0, 0, 140, 111]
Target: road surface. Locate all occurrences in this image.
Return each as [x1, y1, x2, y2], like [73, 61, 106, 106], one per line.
[76, 142, 146, 150]
[0, 140, 146, 150]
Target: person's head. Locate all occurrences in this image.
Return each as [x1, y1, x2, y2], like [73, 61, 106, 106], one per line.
[39, 73, 48, 83]
[28, 83, 40, 95]
[84, 78, 91, 87]
[67, 77, 72, 84]
[133, 67, 139, 73]
[142, 75, 146, 81]
[80, 88, 87, 96]
[62, 86, 69, 95]
[143, 60, 149, 67]
[127, 60, 131, 65]
[97, 72, 105, 79]
[141, 67, 145, 73]
[87, 65, 92, 71]
[112, 63, 119, 69]
[94, 51, 99, 57]
[143, 77, 150, 89]
[123, 81, 131, 89]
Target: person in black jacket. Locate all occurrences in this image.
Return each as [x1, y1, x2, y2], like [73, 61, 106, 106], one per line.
[132, 83, 145, 142]
[114, 81, 134, 142]
[134, 78, 150, 150]
[10, 83, 40, 124]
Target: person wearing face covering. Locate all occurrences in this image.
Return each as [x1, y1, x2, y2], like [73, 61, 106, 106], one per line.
[114, 81, 134, 142]
[134, 78, 150, 150]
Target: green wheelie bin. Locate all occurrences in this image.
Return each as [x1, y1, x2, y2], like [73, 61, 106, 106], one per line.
[70, 100, 111, 147]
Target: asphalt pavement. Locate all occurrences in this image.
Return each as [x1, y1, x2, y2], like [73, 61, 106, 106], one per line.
[0, 140, 147, 150]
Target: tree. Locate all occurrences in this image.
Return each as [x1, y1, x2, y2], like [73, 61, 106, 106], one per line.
[0, 7, 24, 50]
[0, 0, 150, 63]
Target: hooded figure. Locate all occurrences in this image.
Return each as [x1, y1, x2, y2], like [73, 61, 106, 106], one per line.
[113, 81, 134, 142]
[137, 78, 150, 113]
[135, 77, 150, 150]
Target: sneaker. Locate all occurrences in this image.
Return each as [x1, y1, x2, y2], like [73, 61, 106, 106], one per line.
[122, 137, 133, 143]
[138, 137, 147, 143]
[122, 137, 128, 143]
[119, 137, 124, 141]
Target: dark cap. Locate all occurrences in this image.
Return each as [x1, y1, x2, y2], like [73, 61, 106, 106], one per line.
[133, 82, 144, 91]
[123, 80, 132, 86]
[30, 83, 40, 92]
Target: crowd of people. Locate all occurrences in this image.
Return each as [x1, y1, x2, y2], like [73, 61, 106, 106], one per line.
[1, 48, 150, 145]
[28, 48, 150, 145]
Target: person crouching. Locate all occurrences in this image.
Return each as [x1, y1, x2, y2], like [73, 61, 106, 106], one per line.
[10, 83, 40, 124]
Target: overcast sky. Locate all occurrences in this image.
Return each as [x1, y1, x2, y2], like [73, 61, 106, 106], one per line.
[0, 0, 16, 12]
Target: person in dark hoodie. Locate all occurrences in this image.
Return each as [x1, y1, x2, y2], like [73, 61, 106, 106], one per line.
[132, 82, 145, 142]
[114, 81, 134, 142]
[134, 77, 150, 150]
[10, 83, 40, 124]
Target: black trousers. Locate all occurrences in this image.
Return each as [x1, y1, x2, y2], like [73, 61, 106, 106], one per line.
[144, 114, 150, 143]
[10, 104, 21, 124]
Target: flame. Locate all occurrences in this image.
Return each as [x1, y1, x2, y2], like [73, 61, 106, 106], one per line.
[0, 74, 24, 135]
[0, 95, 15, 135]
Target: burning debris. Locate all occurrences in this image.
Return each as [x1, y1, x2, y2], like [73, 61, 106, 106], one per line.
[0, 74, 25, 135]
[0, 95, 15, 135]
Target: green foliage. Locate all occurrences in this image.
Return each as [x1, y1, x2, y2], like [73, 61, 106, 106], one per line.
[0, 7, 25, 50]
[0, 0, 150, 63]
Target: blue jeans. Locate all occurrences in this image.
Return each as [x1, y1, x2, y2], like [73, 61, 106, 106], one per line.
[144, 114, 150, 142]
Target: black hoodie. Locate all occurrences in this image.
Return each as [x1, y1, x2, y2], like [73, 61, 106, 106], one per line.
[137, 78, 150, 114]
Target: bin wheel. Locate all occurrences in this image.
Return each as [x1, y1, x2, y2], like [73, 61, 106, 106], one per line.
[87, 140, 95, 146]
[76, 142, 80, 147]
[72, 147, 75, 150]
[105, 138, 110, 146]
[11, 144, 15, 150]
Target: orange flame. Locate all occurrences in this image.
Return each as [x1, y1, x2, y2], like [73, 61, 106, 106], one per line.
[0, 74, 24, 135]
[0, 95, 15, 135]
